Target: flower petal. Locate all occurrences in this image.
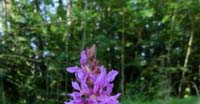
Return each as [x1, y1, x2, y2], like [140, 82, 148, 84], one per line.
[103, 84, 114, 95]
[66, 66, 80, 73]
[72, 81, 81, 91]
[105, 70, 118, 82]
[93, 66, 106, 93]
[80, 50, 87, 65]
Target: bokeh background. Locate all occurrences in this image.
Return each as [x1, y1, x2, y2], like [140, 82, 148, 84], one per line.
[0, 0, 200, 104]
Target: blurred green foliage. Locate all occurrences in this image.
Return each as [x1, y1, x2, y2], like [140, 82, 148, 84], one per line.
[0, 0, 200, 103]
[121, 96, 200, 104]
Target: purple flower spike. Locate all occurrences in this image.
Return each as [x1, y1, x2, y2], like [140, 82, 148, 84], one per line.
[80, 50, 87, 65]
[65, 45, 120, 104]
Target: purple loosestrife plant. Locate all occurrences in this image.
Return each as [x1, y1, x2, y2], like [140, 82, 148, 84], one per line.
[65, 45, 120, 104]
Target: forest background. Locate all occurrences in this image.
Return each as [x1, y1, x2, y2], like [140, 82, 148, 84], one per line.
[0, 0, 200, 103]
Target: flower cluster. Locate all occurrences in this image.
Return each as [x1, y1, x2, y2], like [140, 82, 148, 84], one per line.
[65, 45, 120, 104]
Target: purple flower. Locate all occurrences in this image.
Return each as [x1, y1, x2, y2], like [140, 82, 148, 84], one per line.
[65, 45, 120, 104]
[80, 51, 87, 65]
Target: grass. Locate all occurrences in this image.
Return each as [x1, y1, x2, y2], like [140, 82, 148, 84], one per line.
[120, 96, 200, 104]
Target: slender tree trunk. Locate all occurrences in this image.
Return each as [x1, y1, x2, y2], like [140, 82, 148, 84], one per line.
[163, 7, 176, 102]
[0, 3, 4, 103]
[1, 0, 11, 103]
[183, 31, 194, 68]
[34, 1, 48, 103]
[120, 8, 125, 95]
[0, 0, 4, 33]
[81, 0, 87, 50]
[3, 0, 11, 31]
[178, 30, 194, 96]
[65, 0, 72, 99]
[121, 34, 125, 95]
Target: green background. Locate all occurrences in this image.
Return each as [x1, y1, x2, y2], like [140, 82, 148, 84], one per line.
[0, 0, 200, 103]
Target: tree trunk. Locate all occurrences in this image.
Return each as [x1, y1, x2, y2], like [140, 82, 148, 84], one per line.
[65, 0, 72, 99]
[81, 0, 87, 50]
[0, 0, 11, 103]
[120, 8, 125, 95]
[34, 0, 48, 103]
[178, 30, 194, 96]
